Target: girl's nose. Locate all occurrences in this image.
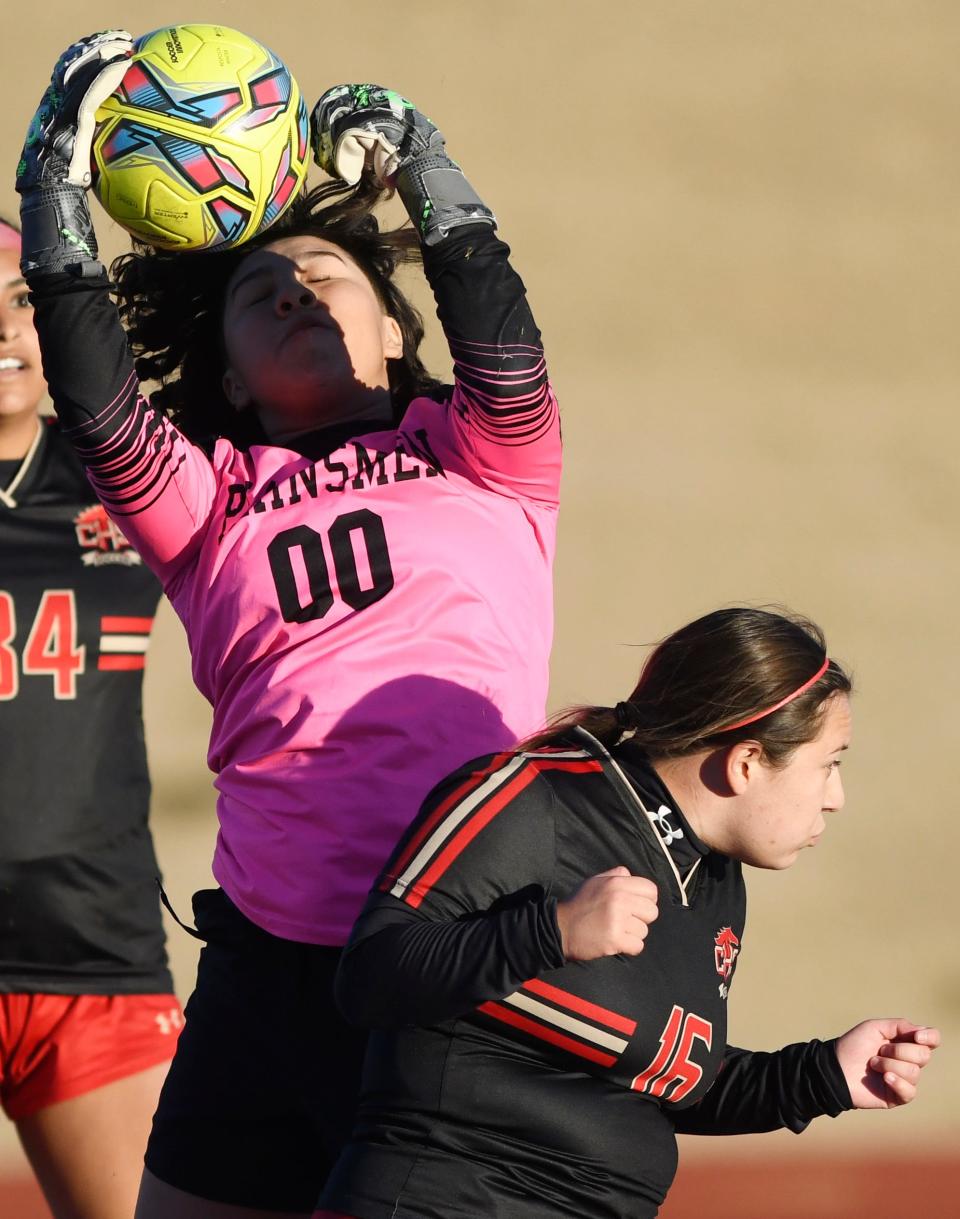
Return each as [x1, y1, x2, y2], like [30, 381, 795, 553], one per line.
[276, 279, 316, 314]
[0, 309, 19, 340]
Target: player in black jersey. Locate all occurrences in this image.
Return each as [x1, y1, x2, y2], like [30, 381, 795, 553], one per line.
[0, 218, 181, 1219]
[319, 608, 940, 1219]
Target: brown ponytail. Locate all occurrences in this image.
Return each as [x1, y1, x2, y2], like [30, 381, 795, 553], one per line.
[528, 607, 851, 767]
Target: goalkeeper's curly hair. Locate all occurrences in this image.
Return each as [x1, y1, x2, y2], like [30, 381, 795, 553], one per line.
[111, 178, 444, 449]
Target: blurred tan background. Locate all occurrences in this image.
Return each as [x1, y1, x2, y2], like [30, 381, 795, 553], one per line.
[2, 0, 958, 1214]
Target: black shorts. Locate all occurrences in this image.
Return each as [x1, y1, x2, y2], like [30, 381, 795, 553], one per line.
[144, 888, 368, 1212]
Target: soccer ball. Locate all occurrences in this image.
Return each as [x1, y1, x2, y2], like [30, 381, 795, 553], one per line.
[91, 24, 309, 251]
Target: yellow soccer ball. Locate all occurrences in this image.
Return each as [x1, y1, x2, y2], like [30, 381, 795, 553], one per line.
[91, 24, 309, 251]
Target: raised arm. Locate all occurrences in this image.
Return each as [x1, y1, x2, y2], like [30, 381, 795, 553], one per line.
[312, 85, 560, 503]
[16, 34, 218, 579]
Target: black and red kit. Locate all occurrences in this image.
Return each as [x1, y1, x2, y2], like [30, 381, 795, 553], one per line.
[0, 420, 171, 994]
[321, 728, 853, 1219]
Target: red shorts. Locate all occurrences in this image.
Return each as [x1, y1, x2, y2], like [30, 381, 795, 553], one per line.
[0, 993, 183, 1120]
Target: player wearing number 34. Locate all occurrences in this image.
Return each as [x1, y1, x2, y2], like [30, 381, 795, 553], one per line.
[0, 217, 181, 1219]
[317, 608, 940, 1219]
[18, 32, 560, 1217]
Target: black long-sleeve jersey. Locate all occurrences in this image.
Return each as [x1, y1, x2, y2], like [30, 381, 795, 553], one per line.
[321, 728, 852, 1219]
[0, 420, 171, 993]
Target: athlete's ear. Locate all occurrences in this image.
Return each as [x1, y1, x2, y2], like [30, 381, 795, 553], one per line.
[381, 314, 403, 360]
[223, 367, 252, 411]
[724, 740, 765, 796]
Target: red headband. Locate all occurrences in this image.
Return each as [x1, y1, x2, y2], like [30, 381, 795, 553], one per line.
[0, 223, 20, 253]
[720, 657, 830, 732]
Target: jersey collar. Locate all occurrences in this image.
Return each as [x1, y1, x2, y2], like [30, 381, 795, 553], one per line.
[613, 737, 710, 862]
[0, 418, 44, 509]
[279, 412, 402, 462]
[572, 725, 706, 907]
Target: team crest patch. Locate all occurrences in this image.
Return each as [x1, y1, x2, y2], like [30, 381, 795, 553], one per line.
[74, 505, 142, 567]
[714, 926, 740, 999]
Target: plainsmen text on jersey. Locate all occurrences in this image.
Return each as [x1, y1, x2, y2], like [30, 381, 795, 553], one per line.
[322, 729, 852, 1219]
[0, 420, 171, 993]
[30, 225, 560, 945]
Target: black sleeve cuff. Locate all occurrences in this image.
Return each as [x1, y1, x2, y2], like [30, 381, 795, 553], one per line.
[806, 1037, 856, 1117]
[27, 266, 112, 299]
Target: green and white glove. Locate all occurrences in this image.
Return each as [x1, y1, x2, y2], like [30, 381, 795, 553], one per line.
[16, 30, 132, 277]
[311, 84, 495, 246]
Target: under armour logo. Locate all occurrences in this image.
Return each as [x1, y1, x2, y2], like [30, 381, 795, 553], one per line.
[650, 803, 684, 846]
[154, 1007, 185, 1036]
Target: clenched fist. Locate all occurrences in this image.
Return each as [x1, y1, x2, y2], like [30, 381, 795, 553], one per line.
[835, 1019, 941, 1109]
[555, 866, 659, 962]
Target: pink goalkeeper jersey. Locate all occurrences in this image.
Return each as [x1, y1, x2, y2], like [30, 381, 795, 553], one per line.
[43, 229, 559, 944]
